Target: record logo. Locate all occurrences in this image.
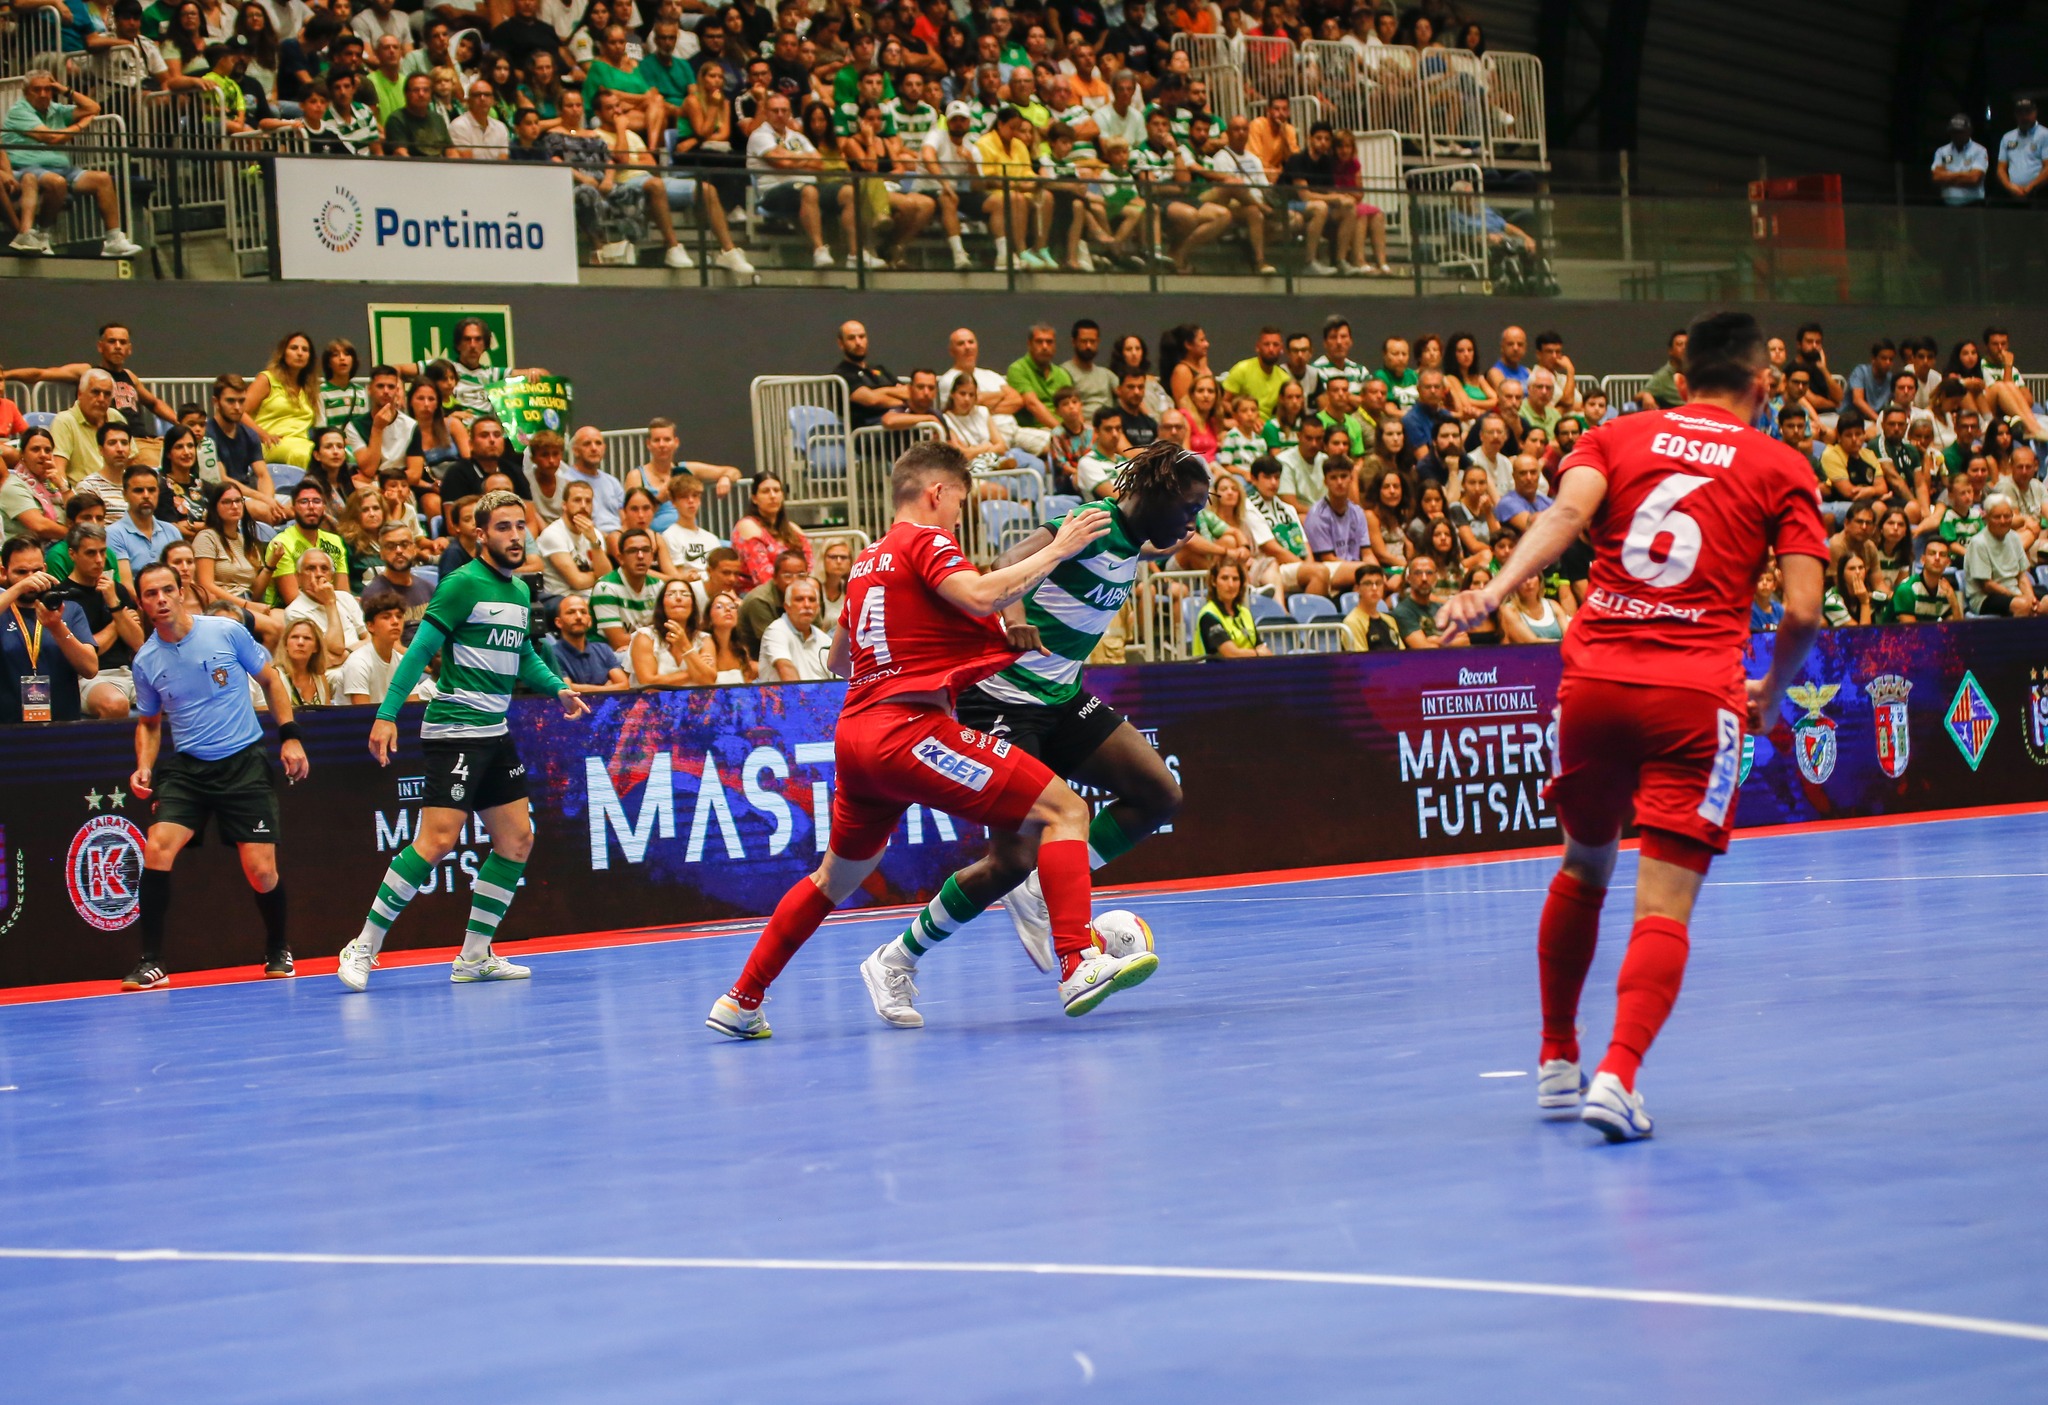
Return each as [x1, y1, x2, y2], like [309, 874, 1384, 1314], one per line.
[1786, 683, 1840, 784]
[1867, 674, 1912, 779]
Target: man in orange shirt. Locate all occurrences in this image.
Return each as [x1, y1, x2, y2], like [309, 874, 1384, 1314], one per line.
[1247, 93, 1299, 179]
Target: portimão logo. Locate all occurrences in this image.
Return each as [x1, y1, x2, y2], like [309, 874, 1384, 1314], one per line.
[66, 815, 144, 931]
[314, 185, 364, 253]
[1786, 682, 1840, 784]
[1866, 674, 1912, 779]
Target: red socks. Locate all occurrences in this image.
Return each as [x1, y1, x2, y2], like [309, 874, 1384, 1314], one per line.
[731, 877, 837, 1006]
[1038, 838, 1093, 977]
[1537, 870, 1605, 1065]
[1598, 916, 1691, 1092]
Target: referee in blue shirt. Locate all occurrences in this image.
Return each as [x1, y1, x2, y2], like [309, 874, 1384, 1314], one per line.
[123, 561, 310, 990]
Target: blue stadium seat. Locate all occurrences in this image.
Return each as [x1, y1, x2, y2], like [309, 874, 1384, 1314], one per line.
[1043, 493, 1081, 524]
[1338, 591, 1358, 616]
[788, 405, 845, 478]
[269, 465, 305, 494]
[1289, 593, 1340, 624]
[24, 411, 54, 431]
[413, 565, 440, 589]
[1250, 593, 1287, 625]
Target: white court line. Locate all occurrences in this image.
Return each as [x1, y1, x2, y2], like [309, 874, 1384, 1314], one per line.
[1127, 873, 2048, 904]
[1, 1246, 2044, 1344]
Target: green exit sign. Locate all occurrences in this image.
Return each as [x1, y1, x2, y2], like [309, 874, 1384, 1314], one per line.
[366, 304, 516, 371]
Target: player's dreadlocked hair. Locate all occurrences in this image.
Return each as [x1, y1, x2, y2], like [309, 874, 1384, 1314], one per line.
[1111, 440, 1211, 509]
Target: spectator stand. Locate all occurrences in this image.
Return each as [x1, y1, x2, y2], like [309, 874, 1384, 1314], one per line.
[749, 375, 853, 528]
[1170, 34, 1244, 123]
[1420, 48, 1489, 165]
[1601, 374, 1653, 410]
[0, 74, 138, 263]
[1482, 52, 1548, 172]
[959, 465, 1045, 567]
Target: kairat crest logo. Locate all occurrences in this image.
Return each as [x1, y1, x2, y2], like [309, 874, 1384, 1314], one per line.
[1866, 674, 1912, 779]
[1785, 682, 1840, 784]
[1945, 670, 1998, 771]
[67, 813, 144, 931]
[0, 825, 23, 938]
[2024, 666, 2048, 766]
[313, 184, 365, 253]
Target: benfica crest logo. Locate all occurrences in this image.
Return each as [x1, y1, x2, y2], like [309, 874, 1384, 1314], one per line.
[2025, 667, 2048, 766]
[1786, 683, 1840, 784]
[1946, 671, 1998, 772]
[1867, 674, 1912, 779]
[1737, 733, 1756, 785]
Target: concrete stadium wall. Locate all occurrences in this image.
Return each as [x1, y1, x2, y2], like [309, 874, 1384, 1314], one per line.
[4, 279, 2044, 466]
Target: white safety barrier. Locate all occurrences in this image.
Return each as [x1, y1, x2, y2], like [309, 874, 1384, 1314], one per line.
[47, 114, 134, 253]
[1602, 374, 1653, 409]
[1354, 128, 1406, 250]
[748, 374, 851, 522]
[1404, 162, 1488, 284]
[1300, 42, 1368, 132]
[1483, 51, 1547, 170]
[1421, 48, 1489, 162]
[0, 8, 59, 78]
[846, 421, 940, 543]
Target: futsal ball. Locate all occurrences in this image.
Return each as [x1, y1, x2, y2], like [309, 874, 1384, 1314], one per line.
[1089, 909, 1155, 958]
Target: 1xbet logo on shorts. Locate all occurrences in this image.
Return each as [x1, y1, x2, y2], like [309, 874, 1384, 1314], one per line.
[915, 737, 993, 791]
[66, 815, 144, 931]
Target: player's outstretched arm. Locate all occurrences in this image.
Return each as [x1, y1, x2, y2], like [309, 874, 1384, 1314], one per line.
[937, 509, 1113, 617]
[1439, 464, 1606, 641]
[370, 618, 448, 765]
[1747, 554, 1825, 732]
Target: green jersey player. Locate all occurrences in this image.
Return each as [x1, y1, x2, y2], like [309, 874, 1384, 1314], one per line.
[338, 490, 590, 990]
[857, 443, 1214, 1026]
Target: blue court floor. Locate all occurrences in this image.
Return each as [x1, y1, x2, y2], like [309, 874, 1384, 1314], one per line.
[3, 811, 2046, 1403]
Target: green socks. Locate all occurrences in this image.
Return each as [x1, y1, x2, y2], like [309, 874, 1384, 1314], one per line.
[1087, 807, 1140, 869]
[361, 845, 435, 954]
[462, 852, 527, 961]
[894, 876, 988, 963]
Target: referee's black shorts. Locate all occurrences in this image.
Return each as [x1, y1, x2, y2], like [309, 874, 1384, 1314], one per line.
[152, 743, 280, 845]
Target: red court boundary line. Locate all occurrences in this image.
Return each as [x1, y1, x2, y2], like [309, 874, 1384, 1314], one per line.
[5, 799, 2044, 1009]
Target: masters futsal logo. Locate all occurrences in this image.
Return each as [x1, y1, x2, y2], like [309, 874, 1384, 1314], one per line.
[1946, 671, 1998, 771]
[1785, 683, 1840, 784]
[313, 184, 365, 253]
[1866, 674, 1912, 779]
[66, 815, 144, 931]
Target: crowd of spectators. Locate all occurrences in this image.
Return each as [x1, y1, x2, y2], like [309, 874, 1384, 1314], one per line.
[0, 0, 1522, 272]
[2, 306, 2044, 727]
[831, 309, 2048, 653]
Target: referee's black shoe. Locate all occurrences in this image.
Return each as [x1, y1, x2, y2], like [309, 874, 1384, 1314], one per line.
[263, 948, 295, 979]
[121, 961, 168, 992]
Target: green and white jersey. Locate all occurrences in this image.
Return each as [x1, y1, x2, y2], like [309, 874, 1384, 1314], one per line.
[319, 379, 368, 428]
[1304, 354, 1369, 401]
[834, 99, 898, 137]
[1040, 152, 1086, 179]
[1216, 427, 1264, 477]
[589, 567, 660, 637]
[1251, 489, 1308, 557]
[1050, 104, 1097, 156]
[979, 501, 1142, 707]
[406, 558, 562, 740]
[454, 360, 508, 414]
[1129, 139, 1188, 185]
[884, 97, 938, 146]
[966, 99, 1002, 134]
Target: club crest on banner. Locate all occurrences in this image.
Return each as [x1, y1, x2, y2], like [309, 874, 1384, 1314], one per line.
[2025, 667, 2048, 766]
[1945, 671, 1998, 771]
[66, 814, 144, 931]
[1785, 683, 1840, 784]
[1737, 733, 1756, 786]
[1866, 674, 1912, 779]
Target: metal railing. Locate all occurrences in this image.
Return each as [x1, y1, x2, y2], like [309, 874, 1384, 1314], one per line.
[748, 374, 851, 525]
[0, 8, 60, 79]
[847, 421, 941, 543]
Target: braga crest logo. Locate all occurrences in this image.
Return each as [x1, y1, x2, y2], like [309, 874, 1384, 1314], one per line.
[66, 815, 144, 931]
[1866, 674, 1912, 779]
[314, 185, 365, 253]
[1785, 682, 1840, 784]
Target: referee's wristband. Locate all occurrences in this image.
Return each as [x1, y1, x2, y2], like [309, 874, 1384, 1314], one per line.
[276, 721, 304, 743]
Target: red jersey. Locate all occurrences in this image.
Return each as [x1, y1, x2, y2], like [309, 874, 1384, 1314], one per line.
[1559, 403, 1827, 706]
[840, 519, 1018, 716]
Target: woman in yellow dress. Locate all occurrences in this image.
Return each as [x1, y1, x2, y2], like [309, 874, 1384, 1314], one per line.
[243, 331, 319, 469]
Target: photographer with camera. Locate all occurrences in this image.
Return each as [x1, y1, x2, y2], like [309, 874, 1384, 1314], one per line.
[0, 536, 100, 724]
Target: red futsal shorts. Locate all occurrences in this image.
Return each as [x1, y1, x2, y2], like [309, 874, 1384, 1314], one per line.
[828, 703, 1055, 861]
[1545, 675, 1745, 868]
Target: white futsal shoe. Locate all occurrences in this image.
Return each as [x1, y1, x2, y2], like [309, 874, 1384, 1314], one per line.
[336, 936, 377, 992]
[1000, 871, 1056, 973]
[1059, 946, 1159, 1017]
[860, 945, 924, 1028]
[1537, 1059, 1587, 1112]
[705, 993, 772, 1040]
[450, 951, 530, 982]
[1581, 1072, 1654, 1142]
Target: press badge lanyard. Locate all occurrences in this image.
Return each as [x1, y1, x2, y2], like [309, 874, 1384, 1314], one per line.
[10, 603, 50, 723]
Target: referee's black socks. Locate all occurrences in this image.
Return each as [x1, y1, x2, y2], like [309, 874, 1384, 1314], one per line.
[252, 883, 288, 958]
[138, 868, 172, 964]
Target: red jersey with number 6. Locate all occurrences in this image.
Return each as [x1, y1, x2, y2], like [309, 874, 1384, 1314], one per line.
[840, 519, 1019, 717]
[1559, 402, 1827, 707]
